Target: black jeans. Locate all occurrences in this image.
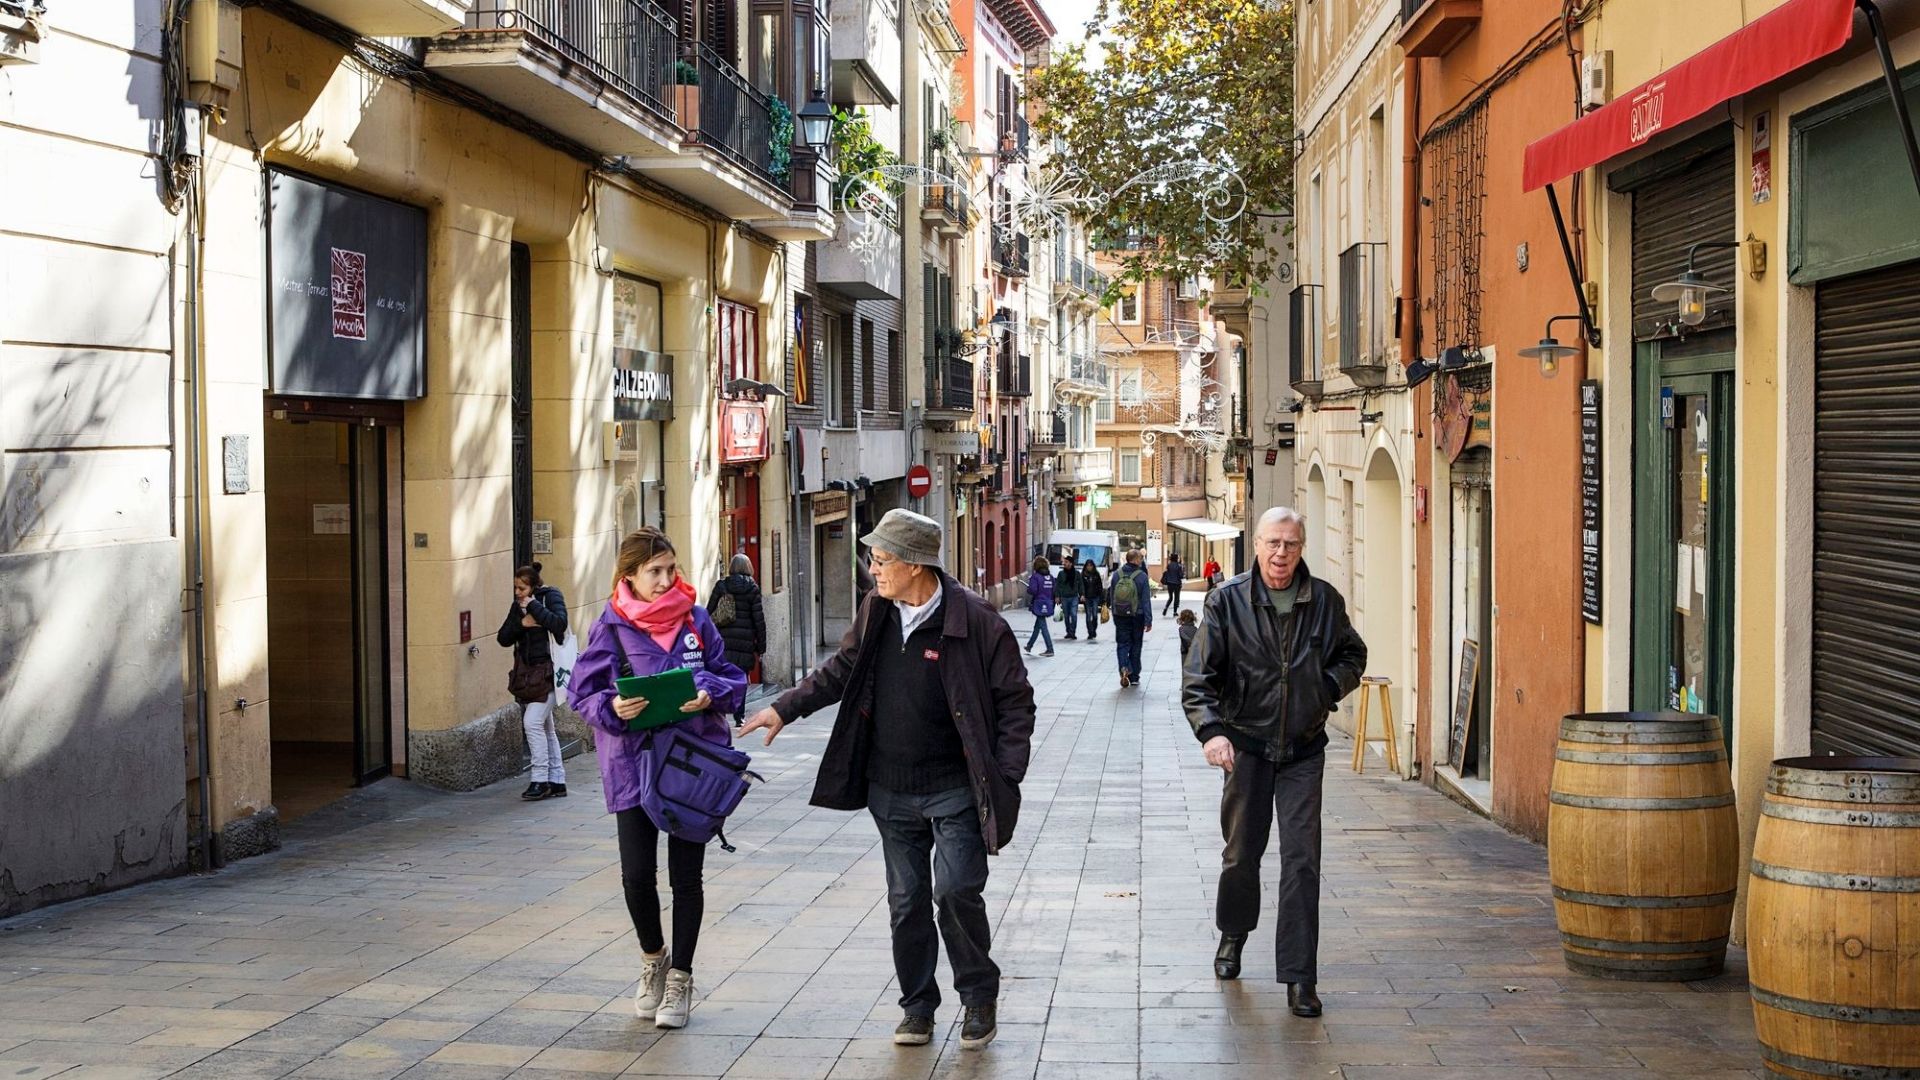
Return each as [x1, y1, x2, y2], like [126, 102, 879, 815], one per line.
[616, 808, 706, 972]
[1163, 583, 1182, 614]
[868, 784, 999, 1016]
[1216, 749, 1324, 984]
[1113, 616, 1145, 678]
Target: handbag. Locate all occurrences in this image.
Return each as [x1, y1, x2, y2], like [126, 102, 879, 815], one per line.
[1101, 604, 1111, 625]
[550, 630, 580, 707]
[508, 649, 554, 704]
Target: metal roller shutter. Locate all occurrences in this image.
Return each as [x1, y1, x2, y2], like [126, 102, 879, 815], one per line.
[1631, 144, 1738, 341]
[1812, 259, 1920, 758]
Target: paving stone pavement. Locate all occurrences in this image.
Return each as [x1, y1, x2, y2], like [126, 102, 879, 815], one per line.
[0, 601, 1766, 1079]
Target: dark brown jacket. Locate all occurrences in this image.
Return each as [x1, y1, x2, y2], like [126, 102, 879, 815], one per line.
[772, 570, 1036, 852]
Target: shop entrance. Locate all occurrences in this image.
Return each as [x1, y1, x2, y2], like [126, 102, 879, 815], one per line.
[263, 404, 403, 820]
[1632, 339, 1734, 731]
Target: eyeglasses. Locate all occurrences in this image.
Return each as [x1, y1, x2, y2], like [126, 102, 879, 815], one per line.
[868, 552, 899, 569]
[1258, 539, 1305, 553]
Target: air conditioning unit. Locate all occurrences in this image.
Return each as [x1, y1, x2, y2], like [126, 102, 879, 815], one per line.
[1581, 51, 1612, 112]
[186, 0, 242, 112]
[1176, 277, 1199, 300]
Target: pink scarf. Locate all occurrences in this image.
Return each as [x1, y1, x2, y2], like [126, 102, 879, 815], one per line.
[613, 577, 697, 652]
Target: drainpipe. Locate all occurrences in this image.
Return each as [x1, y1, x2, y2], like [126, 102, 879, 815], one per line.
[1399, 58, 1422, 776]
[184, 119, 217, 869]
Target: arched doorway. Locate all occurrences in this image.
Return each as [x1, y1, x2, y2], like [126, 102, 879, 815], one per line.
[1305, 463, 1329, 568]
[1362, 448, 1406, 769]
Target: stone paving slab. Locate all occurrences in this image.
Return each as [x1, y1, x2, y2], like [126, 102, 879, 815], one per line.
[1, 602, 1765, 1079]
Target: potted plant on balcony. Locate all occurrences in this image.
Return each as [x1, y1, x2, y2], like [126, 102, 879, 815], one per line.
[829, 107, 901, 216]
[672, 59, 700, 133]
[769, 97, 795, 183]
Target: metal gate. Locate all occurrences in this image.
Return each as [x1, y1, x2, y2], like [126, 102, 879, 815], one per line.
[1811, 259, 1920, 757]
[1629, 143, 1737, 341]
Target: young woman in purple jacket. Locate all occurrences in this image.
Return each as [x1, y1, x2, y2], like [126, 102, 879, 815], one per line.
[568, 528, 747, 1033]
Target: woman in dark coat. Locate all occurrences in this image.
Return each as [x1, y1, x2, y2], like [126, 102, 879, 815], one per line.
[498, 563, 569, 800]
[1079, 559, 1104, 642]
[707, 554, 767, 725]
[1056, 559, 1084, 640]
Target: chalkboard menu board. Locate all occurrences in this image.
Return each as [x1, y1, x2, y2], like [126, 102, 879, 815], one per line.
[1580, 380, 1603, 624]
[1448, 638, 1480, 773]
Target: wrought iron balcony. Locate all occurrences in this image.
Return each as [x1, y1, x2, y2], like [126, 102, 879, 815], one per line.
[1289, 284, 1324, 399]
[430, 0, 681, 155]
[1337, 242, 1390, 387]
[923, 339, 976, 414]
[994, 232, 1030, 278]
[691, 42, 776, 180]
[920, 155, 969, 238]
[996, 350, 1032, 397]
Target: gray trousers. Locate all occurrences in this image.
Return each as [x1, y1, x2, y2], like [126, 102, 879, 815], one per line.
[1216, 749, 1324, 983]
[868, 784, 1000, 1016]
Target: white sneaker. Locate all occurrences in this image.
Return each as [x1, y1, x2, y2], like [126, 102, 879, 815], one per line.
[633, 950, 670, 1020]
[654, 969, 693, 1030]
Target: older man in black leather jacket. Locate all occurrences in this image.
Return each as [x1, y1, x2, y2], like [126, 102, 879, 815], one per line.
[1182, 506, 1366, 1018]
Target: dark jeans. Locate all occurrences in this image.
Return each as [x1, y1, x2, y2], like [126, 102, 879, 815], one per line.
[1060, 596, 1080, 637]
[1026, 613, 1053, 652]
[868, 784, 999, 1016]
[1113, 615, 1145, 677]
[1217, 749, 1324, 983]
[1163, 583, 1182, 614]
[617, 807, 706, 972]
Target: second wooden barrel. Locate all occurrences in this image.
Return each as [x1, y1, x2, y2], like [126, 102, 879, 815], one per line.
[1548, 711, 1738, 980]
[1749, 756, 1920, 1080]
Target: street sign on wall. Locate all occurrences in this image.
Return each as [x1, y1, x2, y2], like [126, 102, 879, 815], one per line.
[927, 430, 982, 456]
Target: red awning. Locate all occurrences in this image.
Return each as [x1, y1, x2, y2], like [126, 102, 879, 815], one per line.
[1522, 0, 1858, 191]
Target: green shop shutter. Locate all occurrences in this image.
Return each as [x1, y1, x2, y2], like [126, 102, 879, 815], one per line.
[1811, 258, 1920, 758]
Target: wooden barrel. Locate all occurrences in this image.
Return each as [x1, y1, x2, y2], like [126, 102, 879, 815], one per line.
[1547, 711, 1738, 980]
[1749, 756, 1920, 1079]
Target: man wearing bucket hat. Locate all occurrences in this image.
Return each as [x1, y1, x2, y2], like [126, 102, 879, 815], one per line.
[742, 509, 1035, 1052]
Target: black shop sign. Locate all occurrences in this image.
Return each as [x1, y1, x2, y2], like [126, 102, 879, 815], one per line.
[1580, 379, 1602, 624]
[613, 348, 674, 422]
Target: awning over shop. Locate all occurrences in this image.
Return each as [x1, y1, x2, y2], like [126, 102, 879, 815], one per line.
[1521, 0, 1857, 192]
[1169, 518, 1241, 542]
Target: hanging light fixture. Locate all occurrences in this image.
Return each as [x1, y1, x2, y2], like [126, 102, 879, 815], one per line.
[797, 89, 835, 152]
[1650, 241, 1740, 329]
[1516, 315, 1588, 379]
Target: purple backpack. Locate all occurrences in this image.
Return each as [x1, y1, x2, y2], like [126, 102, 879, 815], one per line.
[617, 635, 760, 851]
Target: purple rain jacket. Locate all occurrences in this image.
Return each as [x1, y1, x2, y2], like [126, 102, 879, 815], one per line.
[569, 603, 748, 815]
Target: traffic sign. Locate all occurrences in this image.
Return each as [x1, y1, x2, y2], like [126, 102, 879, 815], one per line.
[907, 464, 932, 498]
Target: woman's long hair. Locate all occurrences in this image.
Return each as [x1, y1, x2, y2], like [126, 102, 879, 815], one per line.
[612, 528, 677, 595]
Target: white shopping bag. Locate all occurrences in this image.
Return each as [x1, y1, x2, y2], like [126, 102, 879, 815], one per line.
[551, 630, 581, 708]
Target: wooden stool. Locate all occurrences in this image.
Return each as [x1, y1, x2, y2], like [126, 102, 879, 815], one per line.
[1351, 676, 1401, 775]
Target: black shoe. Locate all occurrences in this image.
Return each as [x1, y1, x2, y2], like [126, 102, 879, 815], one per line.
[520, 783, 550, 800]
[1288, 982, 1322, 1018]
[1214, 934, 1245, 980]
[892, 1014, 934, 1046]
[545, 783, 567, 799]
[958, 1004, 996, 1050]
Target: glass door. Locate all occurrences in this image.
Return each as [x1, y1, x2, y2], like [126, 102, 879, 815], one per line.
[1633, 348, 1734, 736]
[348, 425, 393, 784]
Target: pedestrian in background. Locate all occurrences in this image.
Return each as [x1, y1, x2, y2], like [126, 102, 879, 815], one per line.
[500, 563, 569, 801]
[1177, 608, 1198, 662]
[1162, 552, 1187, 616]
[1056, 558, 1084, 641]
[1079, 560, 1104, 642]
[1182, 507, 1366, 1019]
[708, 553, 767, 727]
[569, 528, 748, 1032]
[1203, 557, 1223, 589]
[742, 509, 1035, 1053]
[1107, 549, 1153, 688]
[1024, 557, 1056, 657]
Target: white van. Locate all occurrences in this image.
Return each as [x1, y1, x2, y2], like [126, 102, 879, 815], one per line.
[1038, 529, 1122, 574]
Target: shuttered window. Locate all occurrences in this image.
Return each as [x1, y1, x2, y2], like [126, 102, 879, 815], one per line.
[1811, 260, 1920, 758]
[1630, 144, 1737, 341]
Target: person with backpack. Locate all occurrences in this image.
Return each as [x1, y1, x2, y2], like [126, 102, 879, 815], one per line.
[740, 509, 1036, 1053]
[1055, 559, 1083, 641]
[707, 554, 766, 727]
[1023, 557, 1056, 657]
[569, 528, 748, 1033]
[1079, 560, 1104, 642]
[1162, 553, 1187, 616]
[1108, 548, 1154, 689]
[499, 563, 569, 801]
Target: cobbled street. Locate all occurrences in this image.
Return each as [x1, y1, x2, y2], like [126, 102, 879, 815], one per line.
[0, 605, 1765, 1079]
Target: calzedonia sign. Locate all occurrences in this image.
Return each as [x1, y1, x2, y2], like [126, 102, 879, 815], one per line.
[612, 348, 673, 422]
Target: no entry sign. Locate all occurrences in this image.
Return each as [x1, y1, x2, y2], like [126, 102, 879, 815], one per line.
[907, 464, 932, 498]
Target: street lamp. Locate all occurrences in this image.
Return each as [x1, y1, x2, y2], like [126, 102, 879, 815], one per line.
[1516, 315, 1588, 379]
[1650, 241, 1738, 328]
[797, 89, 834, 152]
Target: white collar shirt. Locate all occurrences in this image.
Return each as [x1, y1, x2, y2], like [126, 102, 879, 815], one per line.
[895, 587, 944, 640]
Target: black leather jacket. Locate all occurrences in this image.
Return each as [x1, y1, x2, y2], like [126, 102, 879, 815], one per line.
[1182, 564, 1367, 762]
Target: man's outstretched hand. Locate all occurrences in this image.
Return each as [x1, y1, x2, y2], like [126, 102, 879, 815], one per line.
[740, 706, 786, 746]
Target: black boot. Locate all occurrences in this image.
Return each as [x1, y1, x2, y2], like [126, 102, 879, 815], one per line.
[1214, 934, 1245, 980]
[1288, 982, 1322, 1018]
[545, 783, 567, 799]
[520, 782, 550, 801]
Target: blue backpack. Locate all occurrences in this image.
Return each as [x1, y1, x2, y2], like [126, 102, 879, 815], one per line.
[1029, 572, 1056, 617]
[616, 635, 761, 852]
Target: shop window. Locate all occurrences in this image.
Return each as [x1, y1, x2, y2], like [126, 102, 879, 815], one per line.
[614, 275, 663, 351]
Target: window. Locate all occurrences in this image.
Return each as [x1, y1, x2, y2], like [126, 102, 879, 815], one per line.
[1118, 366, 1143, 404]
[1119, 448, 1141, 485]
[1114, 288, 1140, 324]
[860, 318, 876, 411]
[824, 312, 849, 426]
[1176, 276, 1198, 300]
[717, 299, 759, 383]
[613, 275, 663, 352]
[887, 329, 903, 411]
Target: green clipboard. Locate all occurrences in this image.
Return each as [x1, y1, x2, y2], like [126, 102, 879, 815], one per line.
[615, 667, 700, 731]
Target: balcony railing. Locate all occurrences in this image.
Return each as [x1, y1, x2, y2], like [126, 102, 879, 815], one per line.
[464, 0, 679, 121]
[921, 155, 969, 233]
[998, 116, 1029, 162]
[1289, 284, 1324, 398]
[994, 233, 1030, 277]
[996, 351, 1032, 397]
[692, 40, 776, 179]
[1337, 242, 1390, 386]
[924, 345, 975, 412]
